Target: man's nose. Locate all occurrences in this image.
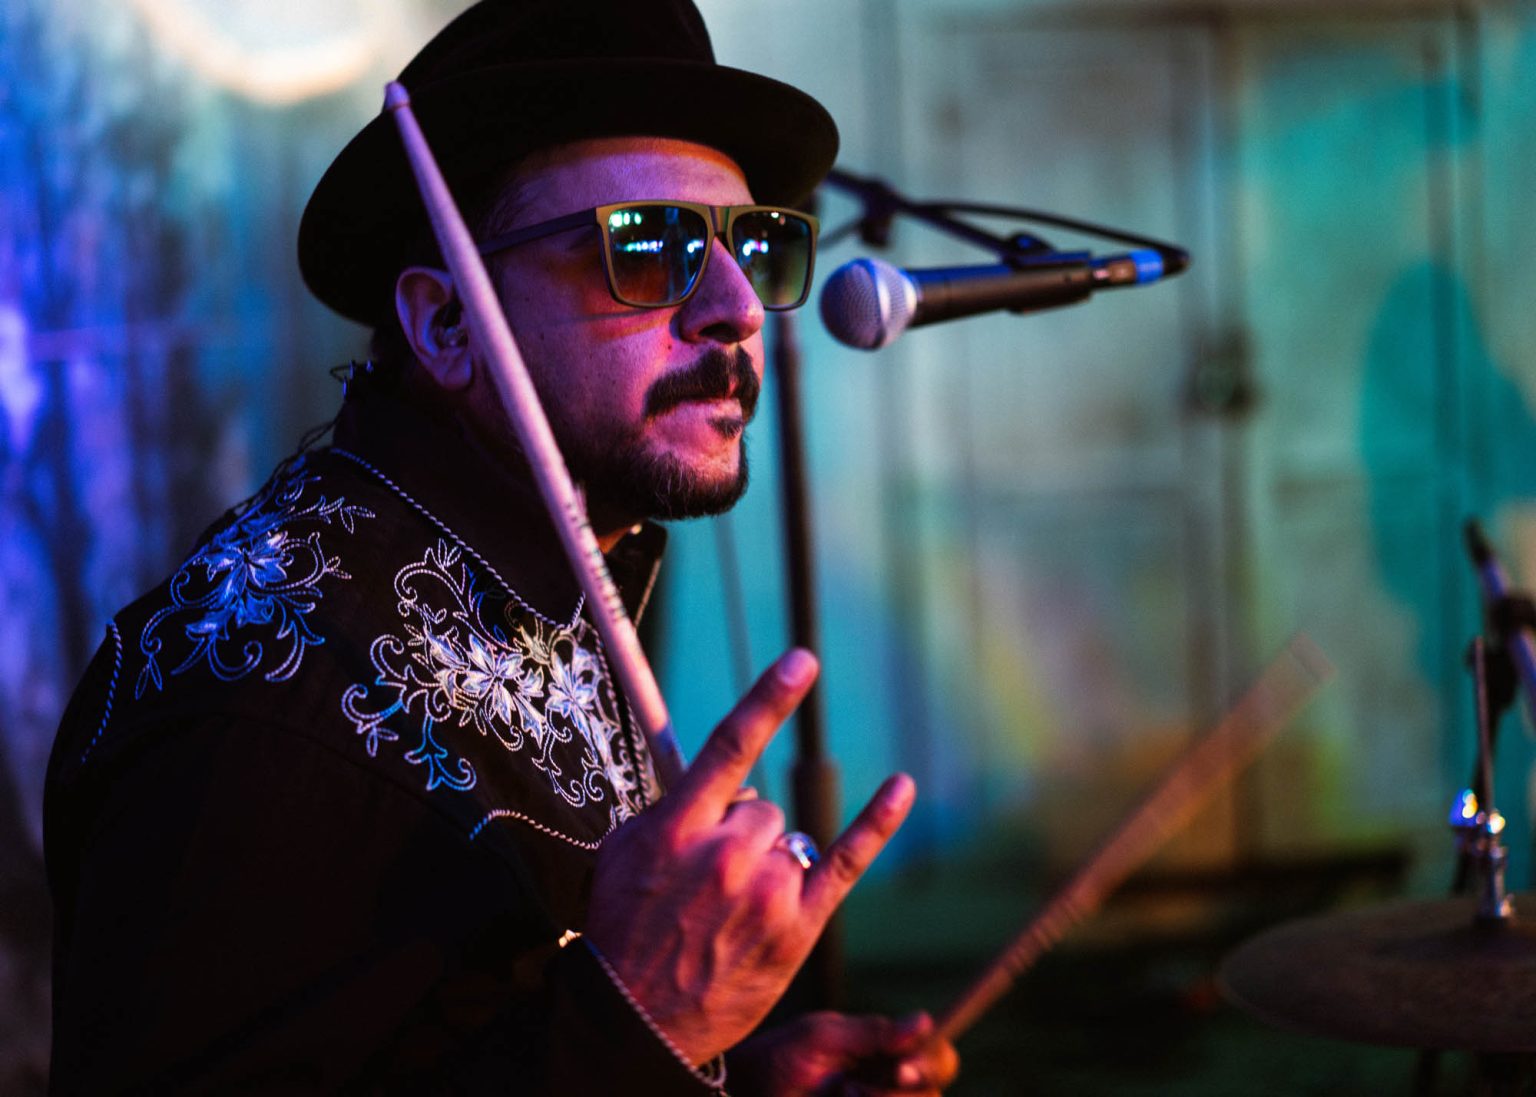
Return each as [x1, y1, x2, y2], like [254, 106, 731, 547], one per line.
[677, 237, 766, 345]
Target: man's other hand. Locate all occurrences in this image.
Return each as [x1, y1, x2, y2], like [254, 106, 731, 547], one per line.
[583, 648, 916, 1065]
[730, 1011, 961, 1096]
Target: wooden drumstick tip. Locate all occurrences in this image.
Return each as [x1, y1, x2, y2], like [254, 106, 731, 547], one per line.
[383, 81, 411, 113]
[1284, 631, 1336, 687]
[928, 631, 1335, 1045]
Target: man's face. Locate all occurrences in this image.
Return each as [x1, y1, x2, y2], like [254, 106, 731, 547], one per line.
[474, 136, 767, 529]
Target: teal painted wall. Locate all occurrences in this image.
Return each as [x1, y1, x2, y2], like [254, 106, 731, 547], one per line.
[684, 0, 1536, 893]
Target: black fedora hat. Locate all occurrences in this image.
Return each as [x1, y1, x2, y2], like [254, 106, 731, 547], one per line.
[298, 0, 839, 326]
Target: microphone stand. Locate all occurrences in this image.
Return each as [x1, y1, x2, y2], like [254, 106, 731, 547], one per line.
[771, 308, 844, 1009]
[770, 167, 1194, 1009]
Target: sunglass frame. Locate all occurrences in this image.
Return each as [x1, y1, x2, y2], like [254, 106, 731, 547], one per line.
[476, 200, 820, 311]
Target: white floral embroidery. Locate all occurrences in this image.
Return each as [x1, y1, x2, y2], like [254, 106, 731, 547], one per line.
[340, 540, 646, 827]
[135, 458, 373, 698]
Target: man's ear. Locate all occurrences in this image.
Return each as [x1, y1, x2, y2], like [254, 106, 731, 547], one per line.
[395, 266, 472, 391]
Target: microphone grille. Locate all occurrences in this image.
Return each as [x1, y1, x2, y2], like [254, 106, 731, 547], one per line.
[819, 257, 916, 350]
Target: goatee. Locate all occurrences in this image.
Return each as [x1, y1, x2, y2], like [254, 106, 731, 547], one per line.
[564, 346, 758, 522]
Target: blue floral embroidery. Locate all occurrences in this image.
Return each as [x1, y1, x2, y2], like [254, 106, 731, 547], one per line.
[135, 458, 373, 698]
[341, 539, 645, 823]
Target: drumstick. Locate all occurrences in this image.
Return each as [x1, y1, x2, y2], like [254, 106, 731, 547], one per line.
[384, 82, 686, 791]
[933, 633, 1335, 1043]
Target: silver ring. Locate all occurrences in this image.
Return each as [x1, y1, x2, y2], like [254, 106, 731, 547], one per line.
[776, 831, 820, 870]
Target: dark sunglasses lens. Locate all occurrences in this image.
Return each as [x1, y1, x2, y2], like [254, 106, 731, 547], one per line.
[605, 205, 708, 305]
[732, 211, 813, 308]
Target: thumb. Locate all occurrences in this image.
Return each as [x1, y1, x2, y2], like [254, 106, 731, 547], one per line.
[830, 1013, 933, 1093]
[801, 1011, 912, 1059]
[883, 1011, 934, 1054]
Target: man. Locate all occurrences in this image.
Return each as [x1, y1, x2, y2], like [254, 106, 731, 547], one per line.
[45, 0, 960, 1093]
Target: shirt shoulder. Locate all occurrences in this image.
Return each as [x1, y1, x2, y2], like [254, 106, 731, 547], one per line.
[51, 449, 655, 866]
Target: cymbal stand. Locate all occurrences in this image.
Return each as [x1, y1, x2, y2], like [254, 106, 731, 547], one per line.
[1418, 638, 1522, 1097]
[1449, 638, 1513, 924]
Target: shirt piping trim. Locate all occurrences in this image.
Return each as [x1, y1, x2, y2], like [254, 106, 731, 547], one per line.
[79, 620, 124, 765]
[330, 447, 586, 632]
[468, 808, 605, 849]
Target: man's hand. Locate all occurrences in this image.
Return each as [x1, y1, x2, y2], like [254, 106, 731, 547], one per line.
[583, 649, 916, 1064]
[729, 1012, 961, 1097]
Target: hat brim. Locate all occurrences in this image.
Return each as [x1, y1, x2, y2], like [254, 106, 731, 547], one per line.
[298, 58, 838, 326]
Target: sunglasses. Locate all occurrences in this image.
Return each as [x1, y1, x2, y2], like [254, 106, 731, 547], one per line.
[477, 201, 819, 311]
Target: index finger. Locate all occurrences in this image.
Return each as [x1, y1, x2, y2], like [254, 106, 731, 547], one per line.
[665, 648, 819, 825]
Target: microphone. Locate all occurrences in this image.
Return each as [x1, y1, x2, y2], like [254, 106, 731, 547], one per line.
[819, 250, 1178, 350]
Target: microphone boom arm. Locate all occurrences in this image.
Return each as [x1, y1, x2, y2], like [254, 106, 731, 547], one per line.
[822, 168, 1190, 272]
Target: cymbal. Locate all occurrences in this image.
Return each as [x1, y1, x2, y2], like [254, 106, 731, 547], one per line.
[1220, 895, 1536, 1052]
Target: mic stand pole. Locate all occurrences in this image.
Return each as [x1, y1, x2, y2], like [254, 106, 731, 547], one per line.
[771, 309, 844, 1009]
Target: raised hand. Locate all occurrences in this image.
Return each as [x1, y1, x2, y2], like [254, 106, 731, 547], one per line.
[583, 648, 916, 1064]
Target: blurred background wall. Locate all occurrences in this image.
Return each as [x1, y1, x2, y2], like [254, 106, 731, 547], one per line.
[4, 0, 1536, 1091]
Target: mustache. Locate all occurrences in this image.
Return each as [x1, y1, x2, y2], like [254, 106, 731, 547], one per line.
[643, 348, 760, 421]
